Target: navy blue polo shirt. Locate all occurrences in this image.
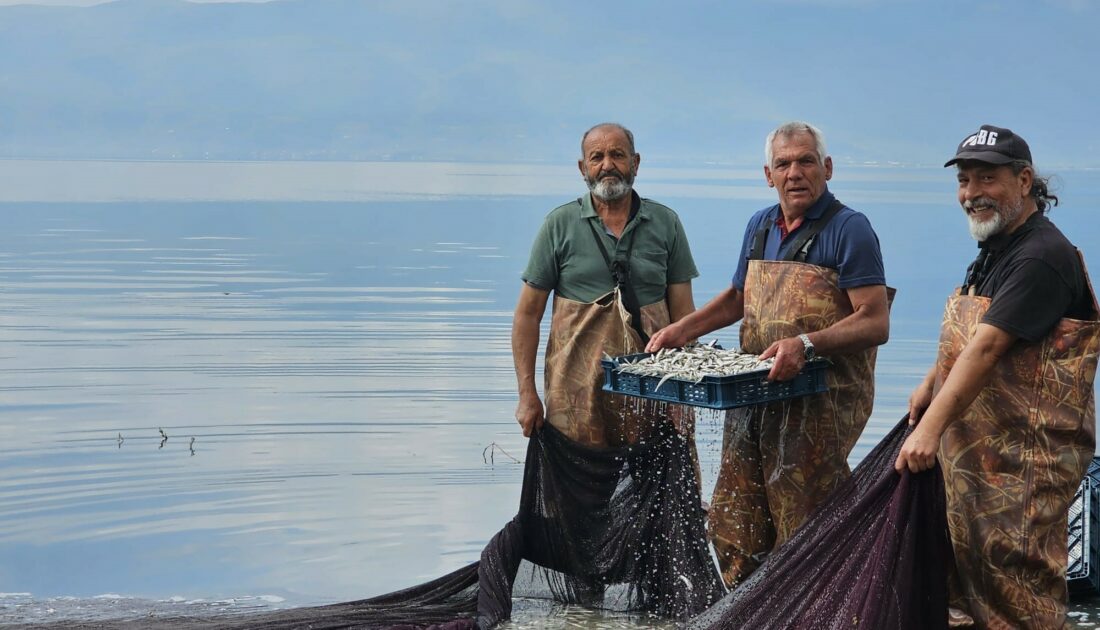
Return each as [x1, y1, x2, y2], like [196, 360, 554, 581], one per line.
[731, 189, 886, 290]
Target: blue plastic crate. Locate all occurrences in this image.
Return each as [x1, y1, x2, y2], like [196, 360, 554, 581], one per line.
[601, 352, 829, 410]
[1069, 456, 1100, 598]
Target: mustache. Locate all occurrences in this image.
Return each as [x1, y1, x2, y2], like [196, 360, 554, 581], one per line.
[596, 169, 625, 181]
[963, 197, 997, 212]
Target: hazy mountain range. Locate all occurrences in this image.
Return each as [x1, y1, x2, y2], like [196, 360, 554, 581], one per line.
[0, 0, 1096, 167]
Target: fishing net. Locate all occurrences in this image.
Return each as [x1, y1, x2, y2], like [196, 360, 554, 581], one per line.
[685, 414, 952, 630]
[33, 415, 952, 630]
[161, 415, 725, 630]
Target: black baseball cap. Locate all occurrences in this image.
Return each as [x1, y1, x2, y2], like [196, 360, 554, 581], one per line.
[944, 124, 1032, 167]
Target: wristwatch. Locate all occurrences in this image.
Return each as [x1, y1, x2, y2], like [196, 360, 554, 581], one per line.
[798, 333, 815, 361]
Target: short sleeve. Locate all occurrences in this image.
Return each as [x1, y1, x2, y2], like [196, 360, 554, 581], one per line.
[521, 217, 559, 291]
[731, 214, 762, 290]
[833, 213, 886, 289]
[983, 258, 1075, 342]
[666, 215, 700, 284]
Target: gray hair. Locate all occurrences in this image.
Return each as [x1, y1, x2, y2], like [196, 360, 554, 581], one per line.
[765, 121, 827, 166]
[581, 122, 636, 156]
[953, 158, 1062, 214]
[1008, 159, 1059, 213]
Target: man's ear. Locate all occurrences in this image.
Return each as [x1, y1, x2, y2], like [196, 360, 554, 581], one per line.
[1018, 165, 1034, 197]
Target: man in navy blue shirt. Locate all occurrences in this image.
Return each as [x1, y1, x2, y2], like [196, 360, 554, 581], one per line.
[648, 121, 891, 587]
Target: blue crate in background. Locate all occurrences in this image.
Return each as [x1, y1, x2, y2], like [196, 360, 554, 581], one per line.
[1069, 457, 1100, 598]
[601, 352, 829, 410]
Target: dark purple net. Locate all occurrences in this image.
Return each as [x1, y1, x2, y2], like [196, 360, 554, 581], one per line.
[149, 417, 725, 630]
[481, 416, 726, 624]
[34, 416, 949, 630]
[686, 415, 951, 630]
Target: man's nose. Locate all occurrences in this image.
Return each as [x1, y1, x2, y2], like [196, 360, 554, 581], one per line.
[960, 179, 980, 200]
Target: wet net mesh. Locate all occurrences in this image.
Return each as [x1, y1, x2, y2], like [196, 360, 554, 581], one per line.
[686, 414, 952, 630]
[182, 416, 727, 630]
[37, 416, 951, 630]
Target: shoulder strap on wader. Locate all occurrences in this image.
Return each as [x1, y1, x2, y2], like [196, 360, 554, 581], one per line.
[961, 244, 994, 296]
[783, 198, 845, 262]
[748, 198, 845, 262]
[748, 213, 772, 261]
[585, 216, 650, 344]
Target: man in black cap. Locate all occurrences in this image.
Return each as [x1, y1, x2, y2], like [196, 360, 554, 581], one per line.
[895, 125, 1099, 628]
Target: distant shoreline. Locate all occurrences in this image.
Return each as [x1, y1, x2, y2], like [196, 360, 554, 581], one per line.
[0, 159, 952, 204]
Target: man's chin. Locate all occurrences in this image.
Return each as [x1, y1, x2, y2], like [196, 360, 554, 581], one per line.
[781, 197, 812, 214]
[592, 184, 632, 202]
[968, 217, 1003, 242]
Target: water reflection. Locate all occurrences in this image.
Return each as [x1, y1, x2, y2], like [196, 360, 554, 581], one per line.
[0, 162, 1098, 625]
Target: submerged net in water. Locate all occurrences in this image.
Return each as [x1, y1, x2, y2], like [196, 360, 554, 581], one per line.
[235, 415, 949, 630]
[686, 414, 952, 630]
[33, 415, 951, 630]
[191, 416, 727, 630]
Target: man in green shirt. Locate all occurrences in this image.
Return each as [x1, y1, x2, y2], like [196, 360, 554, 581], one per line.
[511, 122, 698, 445]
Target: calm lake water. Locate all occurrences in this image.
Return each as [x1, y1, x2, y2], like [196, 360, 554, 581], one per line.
[1, 160, 1099, 626]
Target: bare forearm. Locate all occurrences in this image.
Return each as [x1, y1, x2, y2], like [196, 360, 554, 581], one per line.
[678, 287, 744, 340]
[916, 323, 1016, 436]
[511, 284, 549, 395]
[895, 323, 1015, 472]
[511, 313, 541, 395]
[807, 310, 888, 355]
[806, 285, 889, 356]
[647, 286, 743, 352]
[511, 284, 549, 436]
[917, 346, 999, 436]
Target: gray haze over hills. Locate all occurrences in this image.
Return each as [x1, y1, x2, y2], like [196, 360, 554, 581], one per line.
[0, 0, 1096, 167]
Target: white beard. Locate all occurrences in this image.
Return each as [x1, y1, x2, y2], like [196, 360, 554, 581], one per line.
[966, 197, 1024, 242]
[587, 172, 634, 202]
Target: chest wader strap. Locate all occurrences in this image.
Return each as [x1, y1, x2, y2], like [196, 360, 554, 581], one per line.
[748, 198, 845, 262]
[586, 219, 650, 344]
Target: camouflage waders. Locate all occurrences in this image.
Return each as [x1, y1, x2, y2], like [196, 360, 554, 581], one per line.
[937, 256, 1100, 629]
[708, 260, 888, 587]
[544, 289, 691, 447]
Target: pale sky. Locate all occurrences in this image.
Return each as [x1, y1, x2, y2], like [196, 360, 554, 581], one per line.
[0, 0, 273, 4]
[0, 0, 1096, 166]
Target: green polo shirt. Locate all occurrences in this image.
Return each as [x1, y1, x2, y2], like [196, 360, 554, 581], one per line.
[522, 192, 699, 305]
